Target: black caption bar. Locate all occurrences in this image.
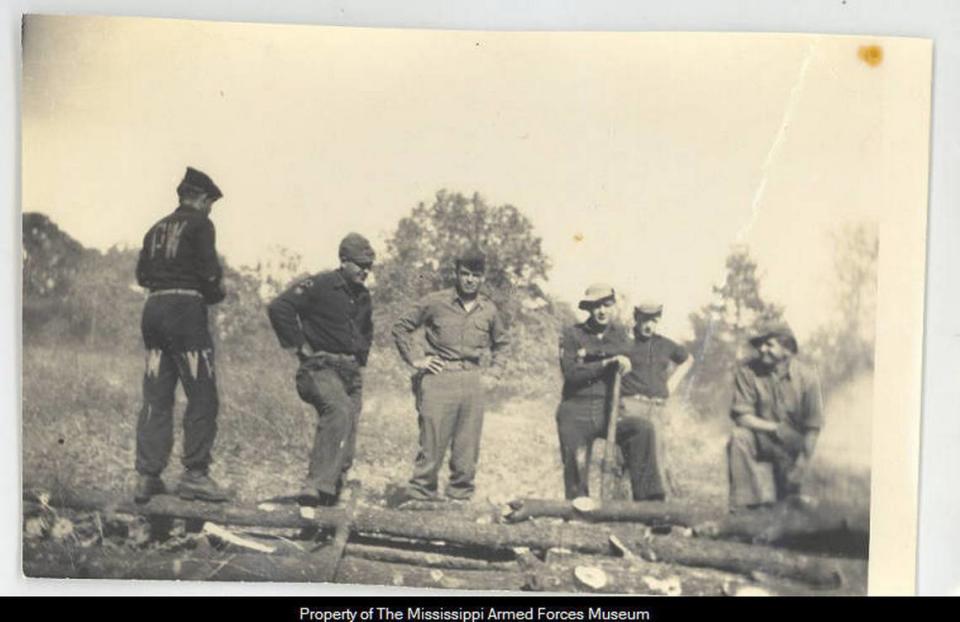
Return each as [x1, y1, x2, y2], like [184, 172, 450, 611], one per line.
[2, 596, 949, 620]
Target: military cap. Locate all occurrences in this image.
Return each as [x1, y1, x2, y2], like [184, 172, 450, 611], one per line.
[338, 233, 376, 266]
[177, 166, 223, 201]
[634, 301, 664, 318]
[749, 320, 798, 354]
[455, 246, 487, 272]
[578, 283, 616, 311]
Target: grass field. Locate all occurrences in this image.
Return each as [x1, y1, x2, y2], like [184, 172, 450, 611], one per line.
[22, 343, 868, 519]
[21, 343, 873, 593]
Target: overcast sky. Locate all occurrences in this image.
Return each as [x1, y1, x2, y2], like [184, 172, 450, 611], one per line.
[21, 16, 929, 339]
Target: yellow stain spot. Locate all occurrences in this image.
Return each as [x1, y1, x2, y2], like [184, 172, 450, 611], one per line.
[858, 45, 883, 67]
[573, 232, 584, 243]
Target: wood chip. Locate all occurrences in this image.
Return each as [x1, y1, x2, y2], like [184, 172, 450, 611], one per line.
[201, 522, 276, 554]
[573, 565, 608, 590]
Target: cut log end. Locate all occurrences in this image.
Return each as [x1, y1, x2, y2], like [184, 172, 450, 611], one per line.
[573, 566, 608, 590]
[572, 497, 599, 513]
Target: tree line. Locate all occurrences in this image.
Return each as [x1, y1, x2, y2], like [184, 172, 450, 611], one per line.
[22, 193, 877, 415]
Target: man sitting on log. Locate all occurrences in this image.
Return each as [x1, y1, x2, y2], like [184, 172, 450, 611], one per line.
[620, 302, 693, 497]
[555, 284, 665, 501]
[267, 233, 376, 508]
[727, 321, 825, 511]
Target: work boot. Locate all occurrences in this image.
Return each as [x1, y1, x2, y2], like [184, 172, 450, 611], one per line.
[134, 474, 166, 504]
[176, 471, 232, 503]
[297, 486, 338, 508]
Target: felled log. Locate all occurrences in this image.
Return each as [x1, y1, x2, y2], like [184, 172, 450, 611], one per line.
[390, 499, 501, 523]
[504, 497, 710, 526]
[638, 535, 846, 589]
[25, 484, 619, 554]
[23, 542, 335, 582]
[506, 497, 865, 553]
[698, 502, 869, 558]
[334, 557, 525, 591]
[343, 543, 516, 571]
[24, 484, 848, 587]
[522, 553, 733, 595]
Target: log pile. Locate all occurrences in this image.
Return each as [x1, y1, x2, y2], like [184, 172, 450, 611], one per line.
[22, 484, 867, 595]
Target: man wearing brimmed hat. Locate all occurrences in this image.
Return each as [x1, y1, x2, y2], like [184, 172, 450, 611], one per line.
[620, 301, 693, 498]
[268, 232, 376, 507]
[132, 166, 230, 503]
[391, 247, 509, 503]
[554, 284, 665, 501]
[727, 320, 824, 510]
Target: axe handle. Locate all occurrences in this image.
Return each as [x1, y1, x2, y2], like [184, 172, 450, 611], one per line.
[600, 368, 623, 496]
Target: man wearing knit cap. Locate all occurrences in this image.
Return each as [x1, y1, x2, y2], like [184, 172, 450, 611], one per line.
[554, 284, 665, 501]
[620, 301, 693, 497]
[391, 246, 510, 503]
[132, 166, 230, 504]
[727, 320, 825, 510]
[268, 232, 376, 507]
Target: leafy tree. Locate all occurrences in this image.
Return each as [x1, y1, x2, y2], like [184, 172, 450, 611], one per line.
[22, 213, 90, 337]
[65, 247, 144, 349]
[371, 190, 561, 398]
[683, 245, 783, 417]
[805, 223, 878, 394]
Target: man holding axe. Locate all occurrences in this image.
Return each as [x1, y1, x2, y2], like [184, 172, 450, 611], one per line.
[555, 284, 665, 501]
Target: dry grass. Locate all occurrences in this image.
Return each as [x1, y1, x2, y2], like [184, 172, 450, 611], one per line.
[22, 344, 870, 526]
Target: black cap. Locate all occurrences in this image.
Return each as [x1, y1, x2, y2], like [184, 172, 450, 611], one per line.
[749, 320, 798, 354]
[455, 247, 486, 272]
[339, 233, 376, 266]
[177, 167, 223, 201]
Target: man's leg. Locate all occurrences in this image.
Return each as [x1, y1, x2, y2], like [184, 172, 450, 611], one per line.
[338, 365, 364, 494]
[175, 347, 219, 474]
[296, 363, 354, 498]
[447, 371, 483, 501]
[556, 399, 600, 500]
[617, 413, 666, 501]
[135, 348, 179, 479]
[409, 373, 459, 500]
[728, 426, 777, 509]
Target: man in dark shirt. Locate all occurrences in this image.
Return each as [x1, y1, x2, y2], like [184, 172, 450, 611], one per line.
[555, 285, 665, 501]
[133, 166, 230, 504]
[268, 233, 375, 507]
[727, 321, 825, 510]
[620, 302, 693, 497]
[391, 248, 509, 503]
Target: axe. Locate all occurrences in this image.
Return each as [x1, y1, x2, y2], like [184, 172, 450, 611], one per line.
[599, 363, 624, 498]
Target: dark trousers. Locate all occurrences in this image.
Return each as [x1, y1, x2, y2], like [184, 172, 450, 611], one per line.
[136, 294, 218, 476]
[728, 426, 803, 507]
[295, 355, 363, 496]
[409, 370, 484, 500]
[556, 396, 664, 501]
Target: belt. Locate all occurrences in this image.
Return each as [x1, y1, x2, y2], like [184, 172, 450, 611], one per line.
[439, 358, 481, 371]
[307, 350, 358, 363]
[624, 394, 667, 406]
[149, 288, 203, 299]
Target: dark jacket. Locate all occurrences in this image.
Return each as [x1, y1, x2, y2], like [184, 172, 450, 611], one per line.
[136, 206, 224, 304]
[267, 269, 373, 366]
[558, 322, 631, 400]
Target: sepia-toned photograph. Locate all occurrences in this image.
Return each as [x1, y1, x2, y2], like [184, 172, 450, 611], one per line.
[19, 15, 931, 595]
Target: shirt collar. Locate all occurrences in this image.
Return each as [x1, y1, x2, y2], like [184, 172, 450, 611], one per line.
[583, 320, 609, 336]
[453, 289, 483, 311]
[334, 269, 367, 294]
